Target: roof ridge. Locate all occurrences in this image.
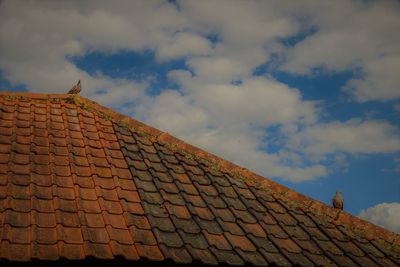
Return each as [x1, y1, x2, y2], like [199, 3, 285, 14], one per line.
[1, 91, 399, 249]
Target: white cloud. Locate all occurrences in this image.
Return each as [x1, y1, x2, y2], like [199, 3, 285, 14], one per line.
[280, 1, 400, 101]
[0, 0, 399, 184]
[156, 32, 212, 61]
[288, 119, 400, 160]
[359, 203, 400, 233]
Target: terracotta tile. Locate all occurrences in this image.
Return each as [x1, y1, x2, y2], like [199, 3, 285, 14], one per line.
[313, 239, 343, 255]
[139, 190, 163, 205]
[194, 184, 219, 197]
[32, 154, 50, 165]
[325, 251, 357, 266]
[71, 146, 86, 156]
[0, 144, 11, 154]
[96, 187, 119, 201]
[112, 167, 132, 179]
[135, 179, 158, 192]
[109, 158, 128, 168]
[281, 224, 310, 240]
[12, 143, 30, 154]
[185, 245, 218, 265]
[332, 239, 364, 257]
[108, 149, 124, 159]
[262, 223, 289, 239]
[73, 155, 89, 166]
[240, 222, 267, 238]
[77, 199, 101, 213]
[306, 226, 330, 241]
[158, 245, 192, 264]
[188, 205, 215, 221]
[79, 212, 105, 228]
[76, 187, 97, 200]
[293, 238, 323, 255]
[147, 215, 176, 232]
[10, 198, 31, 212]
[133, 170, 155, 182]
[109, 240, 139, 260]
[103, 213, 127, 229]
[54, 197, 77, 212]
[209, 246, 244, 265]
[0, 241, 31, 261]
[10, 184, 30, 199]
[194, 217, 223, 235]
[33, 226, 57, 244]
[124, 213, 151, 229]
[179, 183, 198, 195]
[10, 163, 30, 175]
[56, 210, 80, 227]
[121, 200, 145, 215]
[204, 231, 232, 250]
[165, 203, 191, 220]
[183, 194, 206, 207]
[218, 220, 244, 236]
[117, 178, 136, 191]
[130, 226, 157, 245]
[84, 242, 114, 259]
[98, 198, 123, 214]
[32, 145, 49, 155]
[56, 225, 83, 244]
[160, 189, 187, 205]
[32, 211, 56, 228]
[6, 210, 30, 227]
[74, 176, 95, 189]
[32, 163, 53, 175]
[94, 177, 116, 189]
[51, 145, 69, 156]
[54, 175, 74, 188]
[269, 236, 302, 254]
[135, 244, 164, 261]
[281, 250, 315, 266]
[72, 165, 92, 177]
[222, 195, 247, 210]
[117, 188, 140, 202]
[82, 226, 110, 243]
[54, 186, 75, 200]
[31, 243, 59, 260]
[106, 226, 133, 244]
[52, 155, 69, 166]
[174, 173, 191, 184]
[6, 225, 31, 244]
[91, 157, 109, 167]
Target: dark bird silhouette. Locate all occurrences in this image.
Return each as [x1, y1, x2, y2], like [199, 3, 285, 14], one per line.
[332, 191, 344, 210]
[68, 80, 81, 94]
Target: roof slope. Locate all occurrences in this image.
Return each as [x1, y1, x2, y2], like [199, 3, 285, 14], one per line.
[0, 91, 399, 266]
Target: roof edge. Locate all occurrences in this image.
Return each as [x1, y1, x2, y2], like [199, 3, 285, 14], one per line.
[0, 91, 70, 99]
[1, 91, 399, 248]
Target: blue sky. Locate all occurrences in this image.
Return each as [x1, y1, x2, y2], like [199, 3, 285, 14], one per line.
[0, 0, 399, 232]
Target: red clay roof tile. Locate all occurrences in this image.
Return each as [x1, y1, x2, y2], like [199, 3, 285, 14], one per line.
[0, 92, 399, 266]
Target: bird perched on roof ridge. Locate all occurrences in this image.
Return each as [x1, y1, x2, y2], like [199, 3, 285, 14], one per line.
[332, 191, 344, 210]
[68, 80, 81, 94]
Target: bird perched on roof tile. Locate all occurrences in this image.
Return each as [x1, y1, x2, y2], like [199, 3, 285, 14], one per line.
[332, 191, 344, 210]
[68, 80, 81, 94]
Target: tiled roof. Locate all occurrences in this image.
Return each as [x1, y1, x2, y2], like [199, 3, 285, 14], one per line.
[0, 91, 399, 266]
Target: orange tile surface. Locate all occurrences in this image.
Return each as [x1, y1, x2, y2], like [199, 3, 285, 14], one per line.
[0, 92, 399, 266]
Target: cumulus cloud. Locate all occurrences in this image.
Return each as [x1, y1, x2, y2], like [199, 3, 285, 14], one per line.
[288, 119, 400, 160]
[0, 0, 399, 183]
[359, 203, 400, 233]
[280, 1, 400, 102]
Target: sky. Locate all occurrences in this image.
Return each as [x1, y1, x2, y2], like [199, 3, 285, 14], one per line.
[0, 0, 399, 233]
